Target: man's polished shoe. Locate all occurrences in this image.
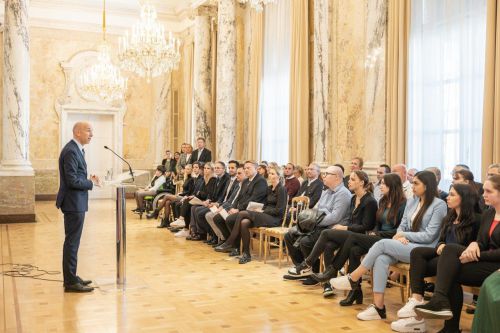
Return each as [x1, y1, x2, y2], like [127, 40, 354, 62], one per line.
[229, 248, 240, 257]
[77, 276, 92, 286]
[64, 282, 94, 293]
[215, 242, 234, 253]
[238, 253, 251, 264]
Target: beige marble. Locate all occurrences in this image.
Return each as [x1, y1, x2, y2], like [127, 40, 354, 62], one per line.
[324, 0, 387, 171]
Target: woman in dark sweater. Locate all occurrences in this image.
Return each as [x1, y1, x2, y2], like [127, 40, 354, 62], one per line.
[391, 183, 480, 332]
[312, 173, 407, 303]
[217, 165, 287, 264]
[292, 171, 378, 290]
[414, 175, 500, 333]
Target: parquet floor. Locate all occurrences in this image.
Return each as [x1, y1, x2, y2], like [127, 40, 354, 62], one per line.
[1, 200, 473, 333]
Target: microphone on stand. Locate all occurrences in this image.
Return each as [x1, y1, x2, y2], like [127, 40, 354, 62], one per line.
[104, 146, 135, 182]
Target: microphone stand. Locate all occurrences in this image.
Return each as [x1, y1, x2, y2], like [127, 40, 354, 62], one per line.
[104, 146, 135, 182]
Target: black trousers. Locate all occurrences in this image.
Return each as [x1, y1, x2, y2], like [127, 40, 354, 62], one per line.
[180, 201, 193, 227]
[331, 233, 382, 273]
[409, 246, 439, 295]
[213, 213, 239, 243]
[193, 206, 212, 235]
[305, 229, 353, 268]
[434, 243, 500, 331]
[284, 227, 326, 273]
[63, 212, 85, 285]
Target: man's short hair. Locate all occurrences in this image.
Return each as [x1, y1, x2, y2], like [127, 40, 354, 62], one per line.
[380, 164, 391, 174]
[196, 137, 206, 142]
[228, 160, 240, 168]
[215, 161, 226, 169]
[334, 163, 345, 173]
[244, 160, 259, 168]
[456, 164, 470, 170]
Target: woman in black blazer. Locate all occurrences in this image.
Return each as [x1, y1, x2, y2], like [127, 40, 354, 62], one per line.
[292, 171, 378, 288]
[414, 175, 500, 333]
[217, 165, 287, 264]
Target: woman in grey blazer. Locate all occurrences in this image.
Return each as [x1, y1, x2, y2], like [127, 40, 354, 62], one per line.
[331, 171, 447, 321]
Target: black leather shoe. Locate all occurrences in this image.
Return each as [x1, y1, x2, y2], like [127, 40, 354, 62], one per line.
[340, 288, 363, 306]
[229, 248, 240, 257]
[238, 253, 251, 264]
[64, 282, 94, 293]
[312, 266, 338, 282]
[215, 242, 234, 253]
[302, 276, 319, 286]
[77, 276, 92, 286]
[207, 238, 218, 246]
[213, 240, 225, 247]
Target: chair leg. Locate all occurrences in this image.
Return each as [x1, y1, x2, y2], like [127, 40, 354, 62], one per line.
[258, 232, 263, 259]
[264, 234, 268, 264]
[284, 237, 289, 263]
[278, 237, 283, 269]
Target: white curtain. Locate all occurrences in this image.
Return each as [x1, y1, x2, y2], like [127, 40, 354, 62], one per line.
[259, 1, 291, 165]
[408, 0, 487, 190]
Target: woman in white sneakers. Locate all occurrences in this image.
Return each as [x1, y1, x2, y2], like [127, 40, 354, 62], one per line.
[330, 171, 447, 321]
[391, 183, 480, 332]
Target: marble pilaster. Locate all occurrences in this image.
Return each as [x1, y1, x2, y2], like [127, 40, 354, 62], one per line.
[312, 0, 332, 165]
[192, 6, 216, 150]
[215, 0, 237, 161]
[152, 74, 172, 167]
[364, 0, 387, 164]
[1, 0, 33, 175]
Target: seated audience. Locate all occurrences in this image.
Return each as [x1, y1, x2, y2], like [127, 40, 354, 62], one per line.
[344, 157, 364, 189]
[212, 161, 268, 257]
[294, 165, 305, 184]
[331, 171, 447, 321]
[373, 164, 391, 202]
[205, 166, 246, 245]
[176, 162, 216, 238]
[452, 164, 484, 195]
[215, 165, 287, 264]
[408, 168, 418, 183]
[188, 161, 231, 241]
[132, 165, 167, 213]
[284, 163, 301, 201]
[283, 165, 352, 285]
[290, 170, 377, 296]
[391, 183, 480, 333]
[296, 163, 324, 208]
[414, 175, 500, 333]
[426, 167, 448, 200]
[392, 164, 414, 199]
[311, 173, 407, 302]
[170, 162, 204, 230]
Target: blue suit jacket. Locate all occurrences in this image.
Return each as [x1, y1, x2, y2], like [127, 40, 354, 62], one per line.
[56, 140, 93, 213]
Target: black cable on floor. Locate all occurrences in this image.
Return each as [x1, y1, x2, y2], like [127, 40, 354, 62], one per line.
[0, 263, 63, 282]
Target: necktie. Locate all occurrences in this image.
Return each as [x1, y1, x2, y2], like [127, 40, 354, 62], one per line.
[224, 179, 235, 202]
[82, 148, 85, 158]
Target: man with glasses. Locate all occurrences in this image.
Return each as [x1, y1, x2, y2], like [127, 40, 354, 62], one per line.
[284, 165, 352, 286]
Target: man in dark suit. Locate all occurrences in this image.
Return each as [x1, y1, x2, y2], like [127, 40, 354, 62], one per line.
[214, 161, 268, 255]
[297, 163, 324, 208]
[56, 122, 100, 293]
[188, 137, 212, 163]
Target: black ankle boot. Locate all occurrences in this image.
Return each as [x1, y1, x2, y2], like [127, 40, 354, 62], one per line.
[339, 287, 363, 306]
[311, 266, 338, 282]
[157, 216, 169, 228]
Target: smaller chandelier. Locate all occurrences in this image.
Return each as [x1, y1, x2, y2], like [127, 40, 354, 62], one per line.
[79, 0, 127, 104]
[118, 3, 181, 82]
[80, 43, 127, 104]
[238, 0, 277, 11]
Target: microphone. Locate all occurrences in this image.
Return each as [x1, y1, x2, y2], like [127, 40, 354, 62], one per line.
[104, 145, 135, 182]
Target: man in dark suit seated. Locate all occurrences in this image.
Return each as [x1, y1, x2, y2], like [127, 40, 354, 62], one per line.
[188, 137, 212, 164]
[56, 122, 101, 293]
[297, 163, 324, 208]
[214, 161, 268, 256]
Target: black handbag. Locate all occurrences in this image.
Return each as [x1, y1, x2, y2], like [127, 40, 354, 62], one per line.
[297, 208, 325, 234]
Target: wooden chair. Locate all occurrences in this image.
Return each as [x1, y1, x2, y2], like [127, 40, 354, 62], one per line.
[263, 196, 310, 268]
[424, 276, 481, 310]
[387, 262, 412, 303]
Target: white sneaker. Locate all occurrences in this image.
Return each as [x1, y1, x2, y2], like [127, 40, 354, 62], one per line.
[170, 218, 185, 227]
[357, 304, 386, 321]
[391, 317, 426, 332]
[174, 229, 190, 238]
[397, 297, 425, 318]
[330, 275, 352, 291]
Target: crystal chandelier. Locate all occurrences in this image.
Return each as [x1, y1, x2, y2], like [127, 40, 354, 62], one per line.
[118, 2, 181, 82]
[238, 0, 277, 11]
[79, 0, 127, 104]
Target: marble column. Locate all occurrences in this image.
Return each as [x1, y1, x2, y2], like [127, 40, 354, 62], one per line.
[312, 0, 332, 165]
[0, 0, 35, 222]
[363, 0, 387, 164]
[215, 0, 237, 161]
[192, 6, 216, 150]
[1, 0, 32, 174]
[152, 74, 172, 166]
